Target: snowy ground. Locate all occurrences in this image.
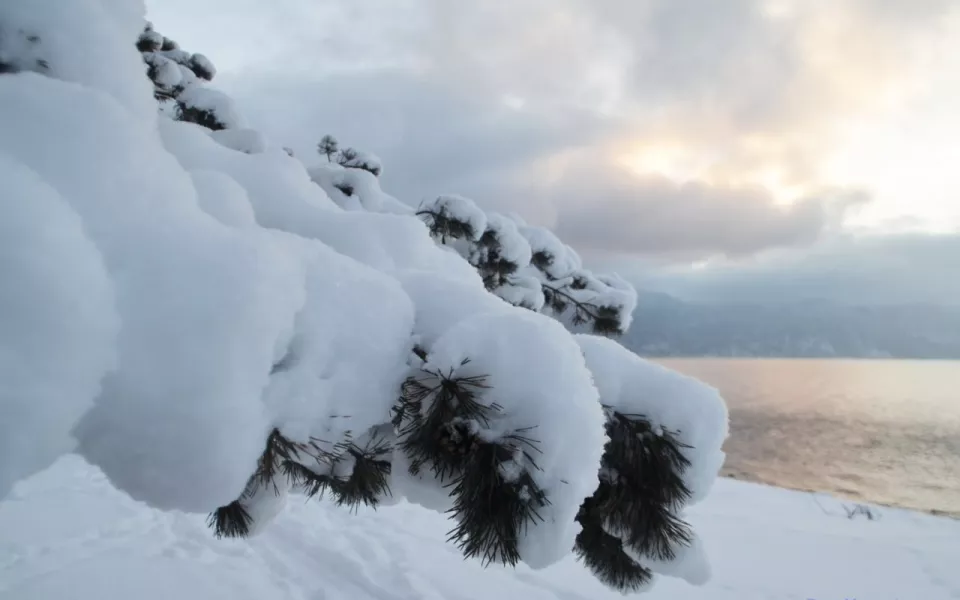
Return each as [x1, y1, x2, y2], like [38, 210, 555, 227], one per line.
[1, 456, 957, 600]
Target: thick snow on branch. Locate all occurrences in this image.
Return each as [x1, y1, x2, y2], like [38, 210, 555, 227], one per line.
[0, 0, 726, 588]
[0, 154, 119, 499]
[423, 311, 606, 568]
[576, 335, 729, 505]
[418, 194, 489, 242]
[481, 213, 533, 268]
[308, 162, 412, 214]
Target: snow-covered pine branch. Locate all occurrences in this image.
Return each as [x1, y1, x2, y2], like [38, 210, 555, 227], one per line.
[0, 3, 726, 595]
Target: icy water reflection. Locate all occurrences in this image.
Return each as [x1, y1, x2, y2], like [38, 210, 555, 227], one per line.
[656, 359, 960, 517]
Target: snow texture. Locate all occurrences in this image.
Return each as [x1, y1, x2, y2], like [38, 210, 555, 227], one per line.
[339, 149, 382, 176]
[209, 128, 267, 154]
[0, 155, 118, 499]
[177, 86, 245, 129]
[494, 273, 546, 311]
[0, 74, 308, 512]
[0, 0, 725, 584]
[189, 169, 258, 228]
[521, 225, 581, 279]
[2, 457, 958, 600]
[576, 334, 729, 504]
[261, 237, 414, 451]
[0, 0, 157, 119]
[189, 52, 215, 78]
[417, 311, 606, 568]
[419, 194, 489, 242]
[391, 271, 606, 567]
[307, 162, 408, 213]
[146, 54, 182, 89]
[481, 212, 533, 267]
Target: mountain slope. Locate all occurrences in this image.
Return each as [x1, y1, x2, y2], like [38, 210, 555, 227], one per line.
[625, 292, 960, 358]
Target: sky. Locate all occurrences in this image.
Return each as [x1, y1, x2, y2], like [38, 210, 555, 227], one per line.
[145, 0, 960, 306]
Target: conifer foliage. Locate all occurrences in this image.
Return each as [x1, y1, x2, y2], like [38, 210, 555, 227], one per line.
[0, 26, 49, 75]
[80, 25, 729, 596]
[408, 188, 635, 335]
[575, 411, 694, 590]
[138, 23, 231, 129]
[209, 428, 393, 539]
[394, 358, 549, 566]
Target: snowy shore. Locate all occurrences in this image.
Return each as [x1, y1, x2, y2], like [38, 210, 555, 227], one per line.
[1, 455, 957, 600]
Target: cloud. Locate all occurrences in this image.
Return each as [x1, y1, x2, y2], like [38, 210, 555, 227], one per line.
[547, 161, 868, 258]
[146, 0, 960, 263]
[623, 232, 960, 306]
[222, 70, 615, 219]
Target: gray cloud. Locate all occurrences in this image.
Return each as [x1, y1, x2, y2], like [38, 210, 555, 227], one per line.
[623, 233, 960, 306]
[147, 0, 959, 267]
[549, 164, 867, 257]
[222, 70, 615, 219]
[224, 68, 864, 260]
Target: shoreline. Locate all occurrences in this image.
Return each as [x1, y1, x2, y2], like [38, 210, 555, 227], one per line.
[720, 469, 960, 520]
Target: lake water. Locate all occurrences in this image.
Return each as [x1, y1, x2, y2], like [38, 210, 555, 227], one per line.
[655, 359, 960, 517]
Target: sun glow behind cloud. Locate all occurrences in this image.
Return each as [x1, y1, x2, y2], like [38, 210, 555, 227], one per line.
[612, 2, 960, 235]
[823, 13, 960, 233]
[146, 0, 960, 264]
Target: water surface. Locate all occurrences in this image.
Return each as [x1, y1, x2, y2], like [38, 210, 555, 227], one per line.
[655, 359, 960, 516]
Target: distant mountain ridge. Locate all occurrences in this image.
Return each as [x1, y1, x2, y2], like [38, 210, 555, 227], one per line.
[623, 291, 960, 359]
